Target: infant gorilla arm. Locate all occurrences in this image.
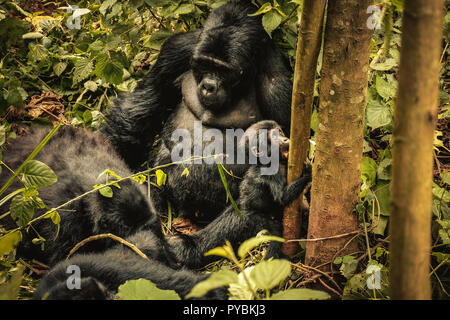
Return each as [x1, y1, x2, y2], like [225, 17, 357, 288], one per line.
[34, 231, 226, 300]
[167, 121, 312, 269]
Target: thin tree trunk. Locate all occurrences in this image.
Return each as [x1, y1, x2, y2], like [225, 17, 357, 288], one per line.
[389, 0, 443, 300]
[282, 0, 327, 257]
[305, 0, 372, 269]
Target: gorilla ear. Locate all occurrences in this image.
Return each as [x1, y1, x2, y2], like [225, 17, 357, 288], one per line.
[251, 146, 264, 157]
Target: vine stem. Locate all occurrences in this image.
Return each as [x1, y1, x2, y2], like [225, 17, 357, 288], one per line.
[66, 233, 149, 261]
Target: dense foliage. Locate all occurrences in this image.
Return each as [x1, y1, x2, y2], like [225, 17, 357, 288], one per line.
[0, 0, 448, 300]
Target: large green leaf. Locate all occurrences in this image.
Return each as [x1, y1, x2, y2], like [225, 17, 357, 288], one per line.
[117, 278, 180, 300]
[186, 269, 238, 299]
[375, 75, 396, 100]
[21, 160, 57, 188]
[73, 58, 94, 84]
[262, 10, 283, 36]
[9, 194, 37, 227]
[271, 288, 330, 300]
[366, 99, 392, 129]
[250, 259, 291, 290]
[0, 230, 22, 256]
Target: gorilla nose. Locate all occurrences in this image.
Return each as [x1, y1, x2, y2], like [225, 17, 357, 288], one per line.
[200, 79, 218, 96]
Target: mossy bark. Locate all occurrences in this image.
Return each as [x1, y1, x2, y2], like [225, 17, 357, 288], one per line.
[389, 0, 444, 300]
[282, 0, 327, 257]
[305, 0, 372, 268]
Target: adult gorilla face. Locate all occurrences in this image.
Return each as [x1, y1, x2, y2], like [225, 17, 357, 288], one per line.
[191, 55, 240, 111]
[190, 5, 260, 112]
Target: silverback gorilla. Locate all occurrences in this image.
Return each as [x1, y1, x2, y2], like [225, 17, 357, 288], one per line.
[102, 2, 293, 226]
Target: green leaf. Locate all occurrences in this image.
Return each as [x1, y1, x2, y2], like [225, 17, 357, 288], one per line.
[155, 169, 167, 186]
[0, 264, 24, 300]
[84, 80, 98, 92]
[361, 157, 377, 188]
[262, 10, 283, 36]
[440, 172, 450, 185]
[228, 266, 258, 300]
[10, 195, 36, 227]
[250, 259, 291, 290]
[98, 186, 113, 198]
[53, 62, 68, 77]
[433, 182, 450, 203]
[6, 88, 24, 108]
[22, 32, 44, 39]
[21, 160, 57, 188]
[377, 158, 392, 181]
[48, 211, 61, 225]
[366, 99, 392, 129]
[339, 255, 358, 279]
[0, 230, 22, 256]
[181, 167, 189, 177]
[375, 75, 396, 100]
[186, 269, 238, 299]
[143, 29, 173, 50]
[73, 58, 94, 84]
[248, 3, 272, 16]
[102, 61, 123, 85]
[370, 58, 397, 71]
[205, 246, 233, 260]
[100, 0, 118, 15]
[238, 235, 285, 259]
[174, 4, 195, 15]
[117, 279, 180, 300]
[271, 288, 330, 300]
[372, 182, 391, 217]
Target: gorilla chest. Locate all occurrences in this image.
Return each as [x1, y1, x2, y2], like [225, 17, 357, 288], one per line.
[153, 99, 260, 221]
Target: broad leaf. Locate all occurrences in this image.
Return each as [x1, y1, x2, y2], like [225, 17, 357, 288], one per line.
[271, 288, 330, 300]
[0, 230, 22, 256]
[250, 259, 291, 290]
[186, 269, 238, 299]
[10, 194, 40, 227]
[117, 278, 180, 300]
[22, 160, 57, 188]
[73, 58, 94, 84]
[262, 10, 282, 36]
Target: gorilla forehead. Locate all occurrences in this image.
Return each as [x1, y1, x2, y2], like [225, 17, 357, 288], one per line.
[194, 3, 266, 66]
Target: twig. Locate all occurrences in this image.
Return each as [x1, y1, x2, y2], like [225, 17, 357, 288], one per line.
[318, 277, 342, 298]
[66, 233, 149, 261]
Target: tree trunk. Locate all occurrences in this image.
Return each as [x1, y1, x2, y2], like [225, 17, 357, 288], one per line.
[305, 0, 372, 269]
[282, 0, 327, 257]
[389, 0, 443, 300]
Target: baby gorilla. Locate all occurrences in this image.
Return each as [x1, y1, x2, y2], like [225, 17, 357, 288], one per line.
[0, 126, 172, 266]
[33, 230, 226, 300]
[167, 120, 312, 269]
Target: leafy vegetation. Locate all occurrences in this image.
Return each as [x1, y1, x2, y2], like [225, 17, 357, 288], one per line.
[0, 0, 449, 300]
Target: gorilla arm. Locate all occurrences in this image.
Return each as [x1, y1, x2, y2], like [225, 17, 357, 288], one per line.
[102, 30, 201, 170]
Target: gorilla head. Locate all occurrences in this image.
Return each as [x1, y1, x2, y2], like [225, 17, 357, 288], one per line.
[191, 3, 265, 112]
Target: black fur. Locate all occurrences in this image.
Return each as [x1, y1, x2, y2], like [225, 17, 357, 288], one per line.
[0, 126, 172, 267]
[33, 230, 227, 300]
[102, 3, 293, 223]
[166, 121, 312, 269]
